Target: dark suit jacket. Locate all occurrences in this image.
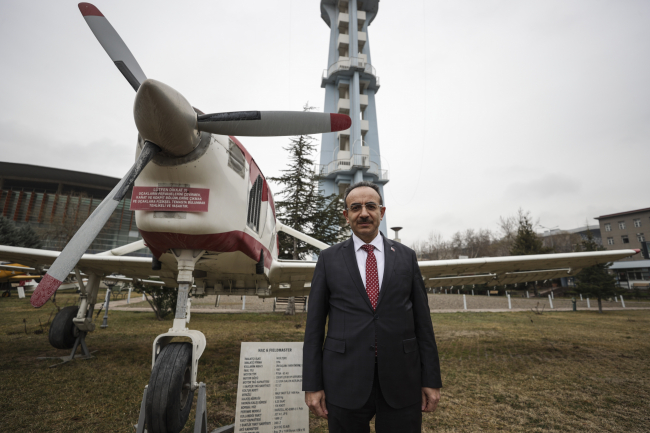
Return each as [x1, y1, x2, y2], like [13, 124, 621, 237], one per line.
[302, 234, 442, 410]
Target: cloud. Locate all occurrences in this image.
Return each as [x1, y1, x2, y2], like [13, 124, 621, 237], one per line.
[0, 120, 134, 178]
[504, 174, 581, 201]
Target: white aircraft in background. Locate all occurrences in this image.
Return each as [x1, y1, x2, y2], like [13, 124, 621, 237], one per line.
[0, 3, 639, 433]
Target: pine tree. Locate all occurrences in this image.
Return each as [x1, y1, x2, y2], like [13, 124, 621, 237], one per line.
[17, 225, 42, 249]
[0, 217, 20, 246]
[509, 210, 552, 256]
[0, 217, 43, 248]
[269, 103, 347, 259]
[311, 191, 348, 247]
[574, 231, 619, 313]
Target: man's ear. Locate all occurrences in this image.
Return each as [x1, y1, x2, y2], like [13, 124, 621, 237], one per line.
[343, 209, 349, 224]
[380, 207, 386, 219]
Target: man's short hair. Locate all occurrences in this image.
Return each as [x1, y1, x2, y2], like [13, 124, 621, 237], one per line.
[343, 181, 383, 209]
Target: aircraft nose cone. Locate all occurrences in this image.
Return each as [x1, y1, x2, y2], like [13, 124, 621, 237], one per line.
[134, 79, 200, 157]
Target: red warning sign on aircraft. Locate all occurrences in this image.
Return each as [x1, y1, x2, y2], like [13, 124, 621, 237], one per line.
[130, 187, 210, 212]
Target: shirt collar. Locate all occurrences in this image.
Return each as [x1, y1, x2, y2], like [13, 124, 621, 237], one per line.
[352, 232, 383, 253]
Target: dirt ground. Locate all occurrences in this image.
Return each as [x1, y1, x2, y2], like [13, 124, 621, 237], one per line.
[3, 292, 650, 432]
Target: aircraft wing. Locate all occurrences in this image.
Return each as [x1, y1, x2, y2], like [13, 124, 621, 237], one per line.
[268, 259, 317, 297]
[418, 249, 639, 288]
[267, 249, 638, 294]
[0, 246, 177, 286]
[5, 275, 39, 281]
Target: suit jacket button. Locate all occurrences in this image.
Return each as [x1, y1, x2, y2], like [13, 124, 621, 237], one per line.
[374, 314, 379, 320]
[369, 345, 375, 351]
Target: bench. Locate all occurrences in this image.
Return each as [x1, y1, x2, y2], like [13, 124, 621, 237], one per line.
[273, 297, 308, 312]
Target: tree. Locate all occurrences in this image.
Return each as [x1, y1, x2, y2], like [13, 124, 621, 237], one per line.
[509, 209, 552, 256]
[17, 224, 42, 249]
[491, 215, 518, 257]
[574, 232, 619, 313]
[542, 230, 583, 253]
[0, 217, 42, 248]
[133, 283, 178, 320]
[269, 103, 347, 260]
[0, 217, 20, 246]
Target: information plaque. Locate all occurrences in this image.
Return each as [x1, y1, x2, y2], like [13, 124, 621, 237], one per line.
[235, 342, 308, 433]
[129, 186, 209, 212]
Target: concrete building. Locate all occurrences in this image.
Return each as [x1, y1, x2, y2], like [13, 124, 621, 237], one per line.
[596, 207, 649, 262]
[0, 161, 148, 255]
[594, 207, 650, 289]
[317, 0, 389, 235]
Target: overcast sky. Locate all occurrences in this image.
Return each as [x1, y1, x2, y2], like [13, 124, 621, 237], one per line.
[1, 0, 648, 246]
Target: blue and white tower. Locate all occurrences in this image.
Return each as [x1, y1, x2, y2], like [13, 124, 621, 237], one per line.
[318, 0, 388, 235]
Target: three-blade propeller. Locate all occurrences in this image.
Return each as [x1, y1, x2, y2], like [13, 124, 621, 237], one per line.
[31, 3, 351, 307]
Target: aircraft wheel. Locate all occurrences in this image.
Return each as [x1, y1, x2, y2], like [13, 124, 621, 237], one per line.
[145, 342, 194, 433]
[49, 306, 79, 349]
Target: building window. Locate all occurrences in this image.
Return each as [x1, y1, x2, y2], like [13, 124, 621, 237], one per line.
[604, 223, 611, 232]
[247, 175, 263, 232]
[621, 235, 629, 244]
[618, 221, 626, 230]
[634, 218, 642, 228]
[607, 237, 614, 245]
[638, 233, 646, 242]
[627, 270, 650, 281]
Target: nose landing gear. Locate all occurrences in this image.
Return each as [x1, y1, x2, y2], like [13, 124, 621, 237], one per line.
[136, 249, 213, 433]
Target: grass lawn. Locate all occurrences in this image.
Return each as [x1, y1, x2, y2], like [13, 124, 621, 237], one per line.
[1, 293, 649, 432]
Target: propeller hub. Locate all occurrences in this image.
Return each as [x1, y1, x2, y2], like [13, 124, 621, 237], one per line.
[134, 79, 200, 157]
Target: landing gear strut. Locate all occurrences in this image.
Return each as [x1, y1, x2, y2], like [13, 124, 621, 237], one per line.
[136, 249, 210, 433]
[39, 272, 100, 367]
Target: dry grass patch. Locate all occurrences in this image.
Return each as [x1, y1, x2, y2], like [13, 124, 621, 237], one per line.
[0, 294, 649, 432]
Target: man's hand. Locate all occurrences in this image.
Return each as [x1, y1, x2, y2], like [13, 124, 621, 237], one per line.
[305, 390, 328, 419]
[421, 387, 441, 412]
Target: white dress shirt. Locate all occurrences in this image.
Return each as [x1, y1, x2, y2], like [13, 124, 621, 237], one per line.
[352, 232, 385, 291]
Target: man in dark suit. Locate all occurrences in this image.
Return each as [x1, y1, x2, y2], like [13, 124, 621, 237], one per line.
[303, 181, 442, 432]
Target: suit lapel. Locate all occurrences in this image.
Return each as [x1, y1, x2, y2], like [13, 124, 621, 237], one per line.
[342, 237, 374, 312]
[376, 235, 395, 309]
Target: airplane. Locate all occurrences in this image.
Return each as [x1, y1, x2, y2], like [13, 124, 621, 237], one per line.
[0, 263, 40, 297]
[0, 3, 640, 432]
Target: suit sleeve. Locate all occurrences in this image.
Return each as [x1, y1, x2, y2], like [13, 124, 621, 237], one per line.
[410, 250, 442, 389]
[302, 252, 330, 392]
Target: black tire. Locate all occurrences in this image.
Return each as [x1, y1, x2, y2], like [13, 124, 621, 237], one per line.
[145, 342, 194, 433]
[49, 306, 79, 349]
[2, 290, 10, 298]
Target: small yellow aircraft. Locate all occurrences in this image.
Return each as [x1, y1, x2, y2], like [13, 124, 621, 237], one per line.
[0, 263, 41, 297]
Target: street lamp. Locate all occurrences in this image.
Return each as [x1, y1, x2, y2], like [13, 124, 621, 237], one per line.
[391, 227, 403, 243]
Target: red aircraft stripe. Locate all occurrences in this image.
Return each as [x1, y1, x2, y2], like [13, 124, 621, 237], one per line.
[330, 113, 351, 132]
[78, 3, 104, 17]
[30, 274, 62, 308]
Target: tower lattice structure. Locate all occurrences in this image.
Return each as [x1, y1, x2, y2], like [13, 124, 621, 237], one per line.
[318, 0, 388, 235]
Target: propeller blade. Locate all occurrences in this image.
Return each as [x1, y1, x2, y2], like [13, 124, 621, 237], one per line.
[30, 142, 160, 308]
[196, 111, 351, 137]
[78, 3, 147, 91]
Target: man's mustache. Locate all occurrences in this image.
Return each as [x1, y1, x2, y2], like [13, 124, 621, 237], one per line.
[357, 217, 373, 223]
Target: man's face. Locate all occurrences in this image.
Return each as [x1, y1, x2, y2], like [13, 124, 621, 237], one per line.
[343, 186, 386, 242]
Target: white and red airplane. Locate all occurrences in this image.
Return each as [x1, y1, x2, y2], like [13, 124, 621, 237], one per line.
[0, 3, 639, 432]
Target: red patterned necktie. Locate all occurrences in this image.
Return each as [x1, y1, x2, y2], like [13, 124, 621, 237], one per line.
[361, 244, 379, 310]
